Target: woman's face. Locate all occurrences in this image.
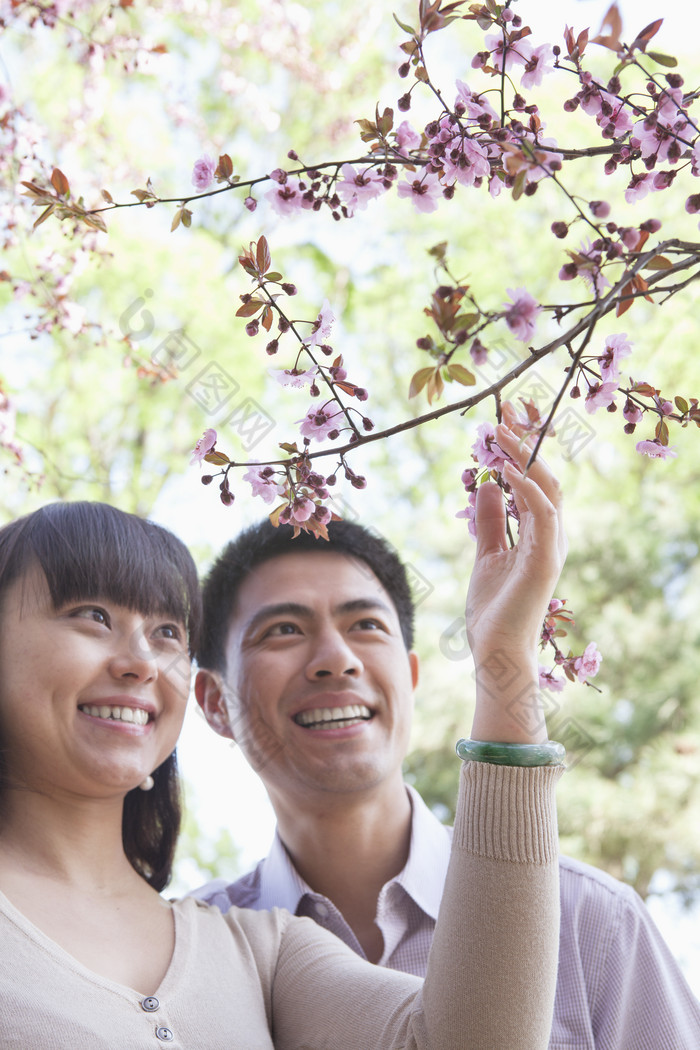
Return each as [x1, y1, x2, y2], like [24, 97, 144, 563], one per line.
[0, 566, 191, 800]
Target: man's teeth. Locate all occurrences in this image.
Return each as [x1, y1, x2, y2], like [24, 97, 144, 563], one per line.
[80, 705, 149, 726]
[294, 705, 372, 729]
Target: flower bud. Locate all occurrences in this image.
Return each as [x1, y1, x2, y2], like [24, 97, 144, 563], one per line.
[265, 339, 279, 355]
[201, 474, 213, 485]
[398, 93, 411, 112]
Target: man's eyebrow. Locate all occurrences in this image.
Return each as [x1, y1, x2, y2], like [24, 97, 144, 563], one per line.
[242, 597, 395, 637]
[333, 598, 394, 617]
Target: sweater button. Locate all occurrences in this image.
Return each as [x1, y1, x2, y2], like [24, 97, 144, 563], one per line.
[156, 1026, 174, 1041]
[141, 997, 160, 1012]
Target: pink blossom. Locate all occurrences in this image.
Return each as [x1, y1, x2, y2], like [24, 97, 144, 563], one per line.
[455, 490, 478, 539]
[485, 32, 529, 73]
[599, 333, 632, 383]
[190, 427, 217, 465]
[455, 81, 499, 122]
[691, 142, 700, 177]
[279, 496, 316, 525]
[471, 422, 508, 471]
[305, 299, 335, 348]
[600, 95, 633, 136]
[395, 120, 421, 152]
[336, 164, 386, 212]
[396, 171, 442, 213]
[192, 155, 216, 190]
[520, 44, 554, 90]
[574, 642, 602, 683]
[269, 366, 318, 388]
[243, 465, 281, 504]
[538, 666, 566, 692]
[503, 287, 542, 343]
[625, 173, 652, 204]
[584, 381, 618, 414]
[470, 339, 488, 366]
[441, 135, 490, 187]
[265, 181, 304, 216]
[297, 402, 344, 442]
[623, 399, 643, 424]
[635, 440, 678, 460]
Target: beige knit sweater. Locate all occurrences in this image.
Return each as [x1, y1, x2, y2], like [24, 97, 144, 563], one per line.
[0, 762, 562, 1049]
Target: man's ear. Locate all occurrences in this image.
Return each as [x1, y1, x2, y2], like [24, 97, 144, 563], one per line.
[409, 650, 420, 690]
[194, 668, 236, 741]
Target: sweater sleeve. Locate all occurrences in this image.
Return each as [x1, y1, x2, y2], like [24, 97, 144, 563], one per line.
[266, 761, 562, 1050]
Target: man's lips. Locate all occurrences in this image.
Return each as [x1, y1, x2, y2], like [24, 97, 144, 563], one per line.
[293, 703, 373, 729]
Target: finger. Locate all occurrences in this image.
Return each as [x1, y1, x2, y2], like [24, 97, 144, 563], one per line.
[473, 480, 508, 557]
[496, 423, 562, 507]
[504, 460, 567, 563]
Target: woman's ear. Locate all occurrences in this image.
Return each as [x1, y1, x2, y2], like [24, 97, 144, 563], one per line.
[194, 669, 236, 740]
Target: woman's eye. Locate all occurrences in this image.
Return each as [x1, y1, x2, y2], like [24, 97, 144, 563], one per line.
[73, 606, 110, 626]
[156, 623, 184, 642]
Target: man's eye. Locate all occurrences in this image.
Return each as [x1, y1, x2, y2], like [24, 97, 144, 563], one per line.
[354, 618, 382, 631]
[266, 623, 300, 637]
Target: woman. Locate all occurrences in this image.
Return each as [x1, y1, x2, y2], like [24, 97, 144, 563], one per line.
[0, 492, 564, 1048]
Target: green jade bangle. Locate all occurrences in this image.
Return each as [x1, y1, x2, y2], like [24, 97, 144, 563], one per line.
[455, 738, 567, 767]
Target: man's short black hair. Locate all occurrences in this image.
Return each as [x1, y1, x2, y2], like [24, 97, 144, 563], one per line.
[198, 518, 415, 671]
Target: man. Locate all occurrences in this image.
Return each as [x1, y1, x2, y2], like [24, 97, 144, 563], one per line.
[194, 420, 700, 1049]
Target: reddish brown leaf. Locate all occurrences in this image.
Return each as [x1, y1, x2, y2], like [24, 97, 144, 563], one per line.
[50, 167, 70, 196]
[261, 305, 273, 332]
[33, 204, 55, 229]
[235, 299, 264, 317]
[592, 2, 623, 50]
[256, 235, 271, 274]
[217, 153, 233, 179]
[616, 281, 634, 317]
[643, 255, 672, 270]
[655, 418, 669, 445]
[408, 366, 435, 399]
[632, 18, 663, 51]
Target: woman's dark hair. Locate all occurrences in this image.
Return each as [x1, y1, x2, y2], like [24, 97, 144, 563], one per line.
[0, 501, 202, 892]
[198, 517, 415, 673]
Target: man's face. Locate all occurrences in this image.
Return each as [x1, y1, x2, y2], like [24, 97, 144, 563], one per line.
[197, 551, 418, 808]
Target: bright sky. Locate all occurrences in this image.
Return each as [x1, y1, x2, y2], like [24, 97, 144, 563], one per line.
[163, 0, 700, 995]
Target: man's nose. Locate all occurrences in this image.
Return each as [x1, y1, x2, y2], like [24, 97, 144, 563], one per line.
[305, 628, 363, 679]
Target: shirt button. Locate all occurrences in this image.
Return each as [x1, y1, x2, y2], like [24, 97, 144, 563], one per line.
[314, 901, 330, 919]
[141, 997, 160, 1012]
[155, 1026, 174, 1041]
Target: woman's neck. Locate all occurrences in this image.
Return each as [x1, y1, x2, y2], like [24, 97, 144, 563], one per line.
[0, 786, 135, 893]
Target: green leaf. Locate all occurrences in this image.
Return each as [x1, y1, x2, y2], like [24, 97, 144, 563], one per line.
[204, 450, 230, 465]
[393, 13, 417, 35]
[446, 363, 476, 386]
[646, 51, 678, 67]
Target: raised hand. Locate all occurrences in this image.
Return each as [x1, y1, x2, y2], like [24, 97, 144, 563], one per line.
[465, 403, 567, 742]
